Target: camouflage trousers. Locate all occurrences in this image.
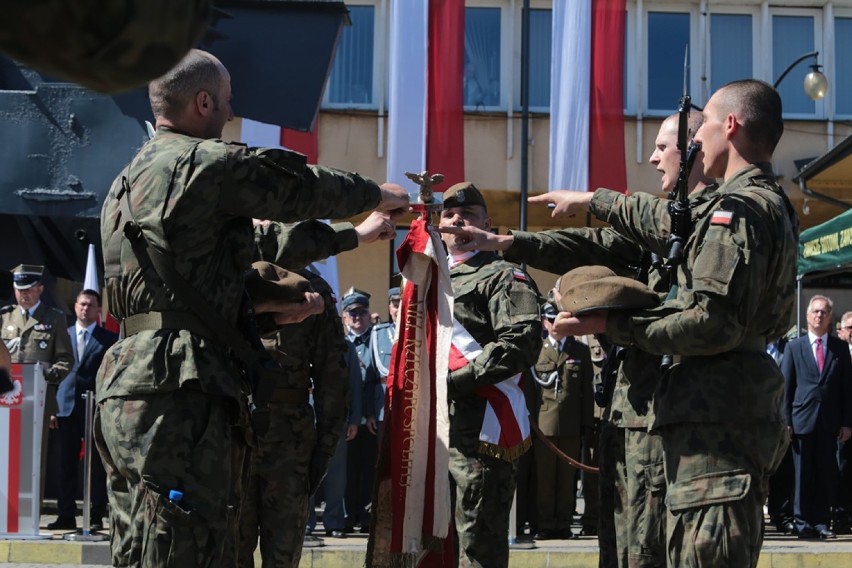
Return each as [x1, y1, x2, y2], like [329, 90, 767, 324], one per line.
[94, 388, 247, 568]
[661, 421, 788, 568]
[449, 447, 518, 568]
[598, 423, 666, 568]
[237, 403, 317, 568]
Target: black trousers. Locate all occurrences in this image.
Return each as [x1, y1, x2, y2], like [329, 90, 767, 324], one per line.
[57, 401, 107, 519]
[792, 426, 840, 532]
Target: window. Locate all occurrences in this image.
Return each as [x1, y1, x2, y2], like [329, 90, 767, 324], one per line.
[325, 5, 375, 107]
[709, 14, 753, 93]
[528, 9, 552, 108]
[646, 11, 690, 113]
[835, 17, 852, 117]
[772, 14, 817, 116]
[464, 7, 502, 109]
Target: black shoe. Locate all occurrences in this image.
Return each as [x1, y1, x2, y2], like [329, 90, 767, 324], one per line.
[797, 527, 819, 539]
[89, 519, 104, 532]
[579, 525, 597, 537]
[555, 529, 575, 540]
[47, 516, 77, 531]
[819, 528, 836, 539]
[342, 525, 356, 534]
[534, 530, 557, 540]
[325, 529, 345, 538]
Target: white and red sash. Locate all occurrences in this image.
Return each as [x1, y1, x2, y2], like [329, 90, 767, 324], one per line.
[448, 320, 532, 462]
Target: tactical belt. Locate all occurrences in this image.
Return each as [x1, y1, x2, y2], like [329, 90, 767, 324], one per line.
[121, 311, 213, 340]
[269, 388, 309, 405]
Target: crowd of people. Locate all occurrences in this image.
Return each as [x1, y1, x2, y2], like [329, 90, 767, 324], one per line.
[0, 41, 836, 568]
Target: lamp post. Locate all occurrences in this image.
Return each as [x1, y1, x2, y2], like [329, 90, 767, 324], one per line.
[773, 50, 828, 100]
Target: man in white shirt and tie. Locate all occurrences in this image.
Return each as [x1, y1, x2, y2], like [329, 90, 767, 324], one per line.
[782, 295, 852, 539]
[49, 289, 118, 531]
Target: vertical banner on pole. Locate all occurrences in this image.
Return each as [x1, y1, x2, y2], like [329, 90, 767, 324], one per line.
[0, 363, 48, 539]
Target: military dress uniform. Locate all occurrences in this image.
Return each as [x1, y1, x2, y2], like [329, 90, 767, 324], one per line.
[594, 165, 797, 567]
[531, 335, 594, 538]
[1, 302, 73, 380]
[96, 127, 382, 567]
[447, 250, 542, 568]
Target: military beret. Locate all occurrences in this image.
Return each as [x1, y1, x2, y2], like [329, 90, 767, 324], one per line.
[443, 181, 487, 210]
[12, 264, 44, 290]
[388, 287, 401, 300]
[245, 261, 312, 304]
[342, 287, 370, 312]
[557, 266, 659, 316]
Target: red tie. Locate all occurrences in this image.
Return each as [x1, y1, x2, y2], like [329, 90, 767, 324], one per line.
[816, 337, 825, 373]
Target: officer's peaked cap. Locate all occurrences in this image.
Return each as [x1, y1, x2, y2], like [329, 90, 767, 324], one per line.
[12, 264, 44, 290]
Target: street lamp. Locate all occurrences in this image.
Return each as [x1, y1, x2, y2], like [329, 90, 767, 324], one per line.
[773, 50, 828, 100]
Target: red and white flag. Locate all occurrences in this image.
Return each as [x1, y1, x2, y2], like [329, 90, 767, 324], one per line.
[367, 218, 453, 567]
[550, 0, 626, 192]
[448, 321, 531, 460]
[386, 0, 465, 193]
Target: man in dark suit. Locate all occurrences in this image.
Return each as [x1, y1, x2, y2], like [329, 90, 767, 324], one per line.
[782, 294, 852, 539]
[48, 289, 118, 531]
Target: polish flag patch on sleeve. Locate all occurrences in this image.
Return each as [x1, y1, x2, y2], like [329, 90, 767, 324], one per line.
[512, 269, 529, 282]
[710, 210, 734, 226]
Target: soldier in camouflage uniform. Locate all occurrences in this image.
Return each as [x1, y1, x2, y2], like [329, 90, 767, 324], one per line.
[442, 113, 715, 567]
[438, 182, 542, 568]
[520, 80, 796, 567]
[0, 1, 212, 93]
[94, 49, 408, 568]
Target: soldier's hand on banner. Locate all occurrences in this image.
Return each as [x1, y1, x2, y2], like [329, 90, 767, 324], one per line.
[437, 226, 513, 252]
[378, 183, 412, 216]
[356, 211, 397, 243]
[529, 190, 593, 218]
[552, 310, 607, 336]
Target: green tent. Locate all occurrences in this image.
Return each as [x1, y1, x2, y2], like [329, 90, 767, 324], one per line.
[798, 208, 852, 277]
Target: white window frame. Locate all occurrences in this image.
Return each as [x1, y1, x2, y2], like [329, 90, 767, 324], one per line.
[701, 5, 759, 105]
[832, 7, 852, 120]
[321, 1, 383, 111]
[509, 0, 551, 113]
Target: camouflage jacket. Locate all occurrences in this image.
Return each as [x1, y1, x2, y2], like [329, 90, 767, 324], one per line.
[1, 302, 72, 382]
[591, 165, 798, 426]
[98, 128, 381, 402]
[260, 269, 349, 457]
[505, 185, 719, 429]
[447, 252, 542, 454]
[253, 223, 351, 456]
[253, 220, 359, 272]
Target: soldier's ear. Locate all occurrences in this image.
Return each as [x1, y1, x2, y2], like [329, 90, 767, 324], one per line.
[196, 91, 212, 115]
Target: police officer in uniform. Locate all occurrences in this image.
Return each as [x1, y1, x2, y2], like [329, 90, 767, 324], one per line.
[368, 286, 399, 438]
[438, 182, 542, 568]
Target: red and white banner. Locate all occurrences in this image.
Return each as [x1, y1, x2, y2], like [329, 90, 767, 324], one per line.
[368, 218, 453, 567]
[0, 364, 46, 538]
[550, 0, 626, 193]
[448, 321, 531, 460]
[387, 0, 465, 193]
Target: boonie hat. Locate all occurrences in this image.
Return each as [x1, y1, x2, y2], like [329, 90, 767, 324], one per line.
[12, 264, 44, 290]
[558, 266, 659, 316]
[443, 181, 487, 209]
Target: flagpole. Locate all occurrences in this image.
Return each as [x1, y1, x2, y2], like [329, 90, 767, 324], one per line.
[519, 0, 531, 232]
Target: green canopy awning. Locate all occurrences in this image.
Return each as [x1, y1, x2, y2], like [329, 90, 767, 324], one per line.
[798, 207, 852, 277]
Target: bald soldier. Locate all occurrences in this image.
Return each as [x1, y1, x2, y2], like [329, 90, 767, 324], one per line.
[441, 112, 715, 567]
[95, 48, 408, 567]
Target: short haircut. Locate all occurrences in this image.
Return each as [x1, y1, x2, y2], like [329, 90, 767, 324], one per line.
[842, 311, 852, 325]
[149, 49, 223, 120]
[77, 289, 101, 305]
[663, 112, 703, 143]
[808, 294, 833, 312]
[714, 79, 783, 156]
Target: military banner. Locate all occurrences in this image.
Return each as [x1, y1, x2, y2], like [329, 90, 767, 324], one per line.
[367, 218, 453, 567]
